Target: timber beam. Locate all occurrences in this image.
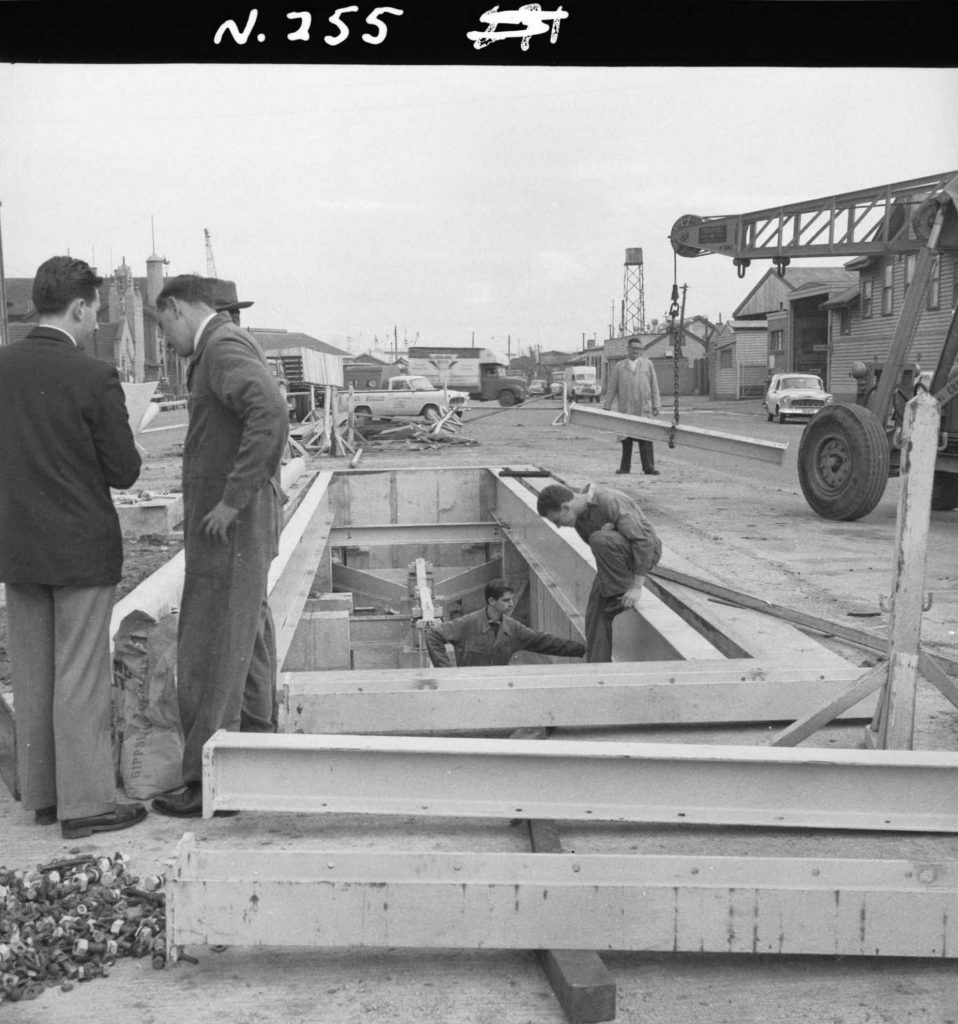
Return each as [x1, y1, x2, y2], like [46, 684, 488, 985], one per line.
[566, 405, 787, 464]
[167, 835, 958, 959]
[201, 730, 958, 832]
[280, 659, 875, 734]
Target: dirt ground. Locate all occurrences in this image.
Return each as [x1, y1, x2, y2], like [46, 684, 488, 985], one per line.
[3, 396, 958, 1023]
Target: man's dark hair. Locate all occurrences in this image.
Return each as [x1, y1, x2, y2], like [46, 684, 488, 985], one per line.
[484, 578, 514, 603]
[32, 256, 103, 314]
[155, 274, 216, 311]
[536, 483, 574, 517]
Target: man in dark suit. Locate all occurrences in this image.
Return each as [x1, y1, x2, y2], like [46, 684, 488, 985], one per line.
[0, 256, 147, 838]
[151, 275, 289, 818]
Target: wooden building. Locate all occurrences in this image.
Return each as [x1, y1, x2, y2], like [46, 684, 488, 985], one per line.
[823, 250, 957, 400]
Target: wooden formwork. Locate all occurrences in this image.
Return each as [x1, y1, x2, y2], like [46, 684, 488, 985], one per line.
[157, 465, 958, 1023]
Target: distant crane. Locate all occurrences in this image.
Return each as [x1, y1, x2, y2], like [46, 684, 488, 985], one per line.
[204, 228, 217, 277]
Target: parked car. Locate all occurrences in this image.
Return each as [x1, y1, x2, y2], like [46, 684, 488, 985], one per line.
[528, 378, 547, 396]
[763, 373, 832, 424]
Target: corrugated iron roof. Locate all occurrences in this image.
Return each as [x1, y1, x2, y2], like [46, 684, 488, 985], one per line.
[249, 329, 350, 358]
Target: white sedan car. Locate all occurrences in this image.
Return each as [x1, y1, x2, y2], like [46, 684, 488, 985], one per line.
[764, 373, 832, 424]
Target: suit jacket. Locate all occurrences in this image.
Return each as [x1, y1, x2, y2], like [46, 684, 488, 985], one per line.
[181, 314, 288, 570]
[0, 326, 141, 586]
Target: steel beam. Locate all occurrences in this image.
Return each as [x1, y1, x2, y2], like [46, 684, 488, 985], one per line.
[202, 731, 958, 832]
[331, 562, 408, 607]
[281, 659, 874, 733]
[167, 836, 958, 958]
[328, 522, 502, 546]
[435, 558, 504, 603]
[567, 405, 787, 464]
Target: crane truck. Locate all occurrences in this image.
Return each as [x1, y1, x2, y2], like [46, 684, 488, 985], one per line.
[670, 171, 958, 521]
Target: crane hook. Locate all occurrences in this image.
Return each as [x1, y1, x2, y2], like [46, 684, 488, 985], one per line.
[733, 257, 750, 279]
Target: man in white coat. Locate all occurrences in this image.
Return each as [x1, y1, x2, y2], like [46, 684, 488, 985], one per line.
[603, 335, 662, 475]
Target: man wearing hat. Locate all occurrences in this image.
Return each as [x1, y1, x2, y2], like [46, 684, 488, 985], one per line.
[210, 278, 254, 325]
[151, 274, 288, 817]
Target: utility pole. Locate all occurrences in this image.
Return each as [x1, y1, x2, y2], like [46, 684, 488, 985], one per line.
[0, 200, 8, 346]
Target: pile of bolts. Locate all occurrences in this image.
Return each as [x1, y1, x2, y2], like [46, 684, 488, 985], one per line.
[0, 851, 190, 1003]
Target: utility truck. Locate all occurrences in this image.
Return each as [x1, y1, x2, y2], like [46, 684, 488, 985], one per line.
[670, 170, 958, 519]
[348, 375, 469, 423]
[564, 365, 600, 402]
[407, 347, 527, 406]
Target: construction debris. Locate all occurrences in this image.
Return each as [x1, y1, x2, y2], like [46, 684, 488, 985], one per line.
[0, 852, 176, 1005]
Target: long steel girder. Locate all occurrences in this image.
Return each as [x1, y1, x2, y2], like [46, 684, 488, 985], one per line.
[566, 405, 787, 464]
[202, 731, 958, 832]
[281, 659, 874, 733]
[167, 837, 958, 958]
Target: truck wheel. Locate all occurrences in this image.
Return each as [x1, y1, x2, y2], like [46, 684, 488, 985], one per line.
[932, 471, 958, 511]
[797, 404, 889, 521]
[498, 390, 517, 407]
[421, 404, 441, 421]
[355, 406, 373, 425]
[766, 407, 773, 422]
[777, 407, 787, 424]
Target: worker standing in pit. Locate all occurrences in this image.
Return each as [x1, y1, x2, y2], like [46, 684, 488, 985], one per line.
[151, 275, 289, 818]
[424, 579, 585, 667]
[536, 482, 661, 663]
[603, 335, 661, 475]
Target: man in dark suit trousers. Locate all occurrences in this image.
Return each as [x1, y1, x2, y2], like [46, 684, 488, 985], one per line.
[151, 275, 289, 818]
[0, 256, 147, 838]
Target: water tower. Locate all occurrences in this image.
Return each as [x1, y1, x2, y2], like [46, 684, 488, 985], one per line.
[621, 247, 646, 335]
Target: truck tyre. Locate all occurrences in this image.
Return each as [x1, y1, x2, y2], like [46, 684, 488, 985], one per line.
[777, 407, 787, 424]
[421, 404, 441, 421]
[797, 404, 889, 521]
[932, 471, 958, 512]
[498, 390, 517, 407]
[355, 405, 373, 425]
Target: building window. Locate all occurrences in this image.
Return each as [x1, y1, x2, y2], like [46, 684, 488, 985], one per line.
[862, 277, 873, 318]
[770, 329, 784, 353]
[928, 253, 941, 310]
[881, 264, 894, 315]
[719, 348, 732, 370]
[904, 253, 916, 292]
[839, 307, 851, 335]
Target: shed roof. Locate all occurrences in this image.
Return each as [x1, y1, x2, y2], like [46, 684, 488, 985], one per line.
[733, 266, 859, 319]
[249, 329, 350, 358]
[822, 284, 861, 309]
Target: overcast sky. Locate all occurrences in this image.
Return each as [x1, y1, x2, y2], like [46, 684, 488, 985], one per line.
[1, 64, 956, 356]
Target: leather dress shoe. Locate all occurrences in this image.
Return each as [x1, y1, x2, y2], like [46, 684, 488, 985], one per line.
[614, 469, 630, 475]
[152, 783, 203, 817]
[60, 803, 147, 839]
[152, 784, 240, 819]
[644, 469, 661, 475]
[34, 806, 57, 826]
